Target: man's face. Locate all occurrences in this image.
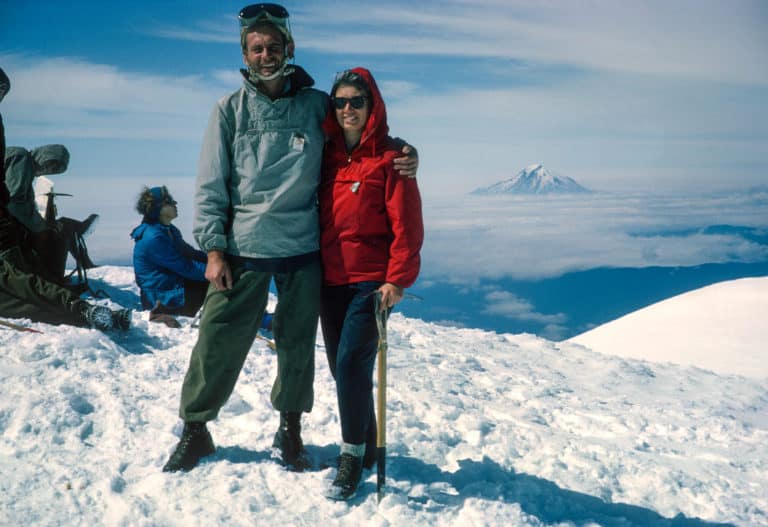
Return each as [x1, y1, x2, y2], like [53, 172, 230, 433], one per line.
[242, 27, 285, 79]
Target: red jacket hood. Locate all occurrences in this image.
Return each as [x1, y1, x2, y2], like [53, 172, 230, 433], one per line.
[322, 67, 390, 158]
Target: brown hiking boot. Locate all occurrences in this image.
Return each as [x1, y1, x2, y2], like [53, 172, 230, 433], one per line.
[150, 301, 181, 328]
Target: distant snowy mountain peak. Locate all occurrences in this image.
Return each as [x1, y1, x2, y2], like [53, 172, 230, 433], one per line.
[472, 164, 591, 195]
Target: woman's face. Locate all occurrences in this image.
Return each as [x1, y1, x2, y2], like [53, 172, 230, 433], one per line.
[334, 85, 369, 136]
[158, 197, 178, 225]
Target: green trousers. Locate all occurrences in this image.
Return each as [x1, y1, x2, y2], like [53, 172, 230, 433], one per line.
[0, 251, 83, 326]
[179, 260, 321, 422]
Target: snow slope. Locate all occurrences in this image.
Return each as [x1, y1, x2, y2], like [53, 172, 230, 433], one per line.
[0, 267, 765, 526]
[569, 277, 768, 379]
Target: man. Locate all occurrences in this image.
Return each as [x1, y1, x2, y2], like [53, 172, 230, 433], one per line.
[0, 162, 129, 331]
[4, 145, 98, 287]
[163, 3, 417, 473]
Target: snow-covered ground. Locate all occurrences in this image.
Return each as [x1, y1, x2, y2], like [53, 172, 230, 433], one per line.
[569, 277, 768, 379]
[0, 267, 765, 526]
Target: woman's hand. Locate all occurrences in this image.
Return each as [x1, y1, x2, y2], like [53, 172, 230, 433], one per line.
[377, 282, 404, 311]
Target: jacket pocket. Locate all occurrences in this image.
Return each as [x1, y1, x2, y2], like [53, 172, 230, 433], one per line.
[356, 176, 387, 238]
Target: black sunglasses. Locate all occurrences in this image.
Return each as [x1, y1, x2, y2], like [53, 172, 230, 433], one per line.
[331, 96, 368, 110]
[163, 197, 177, 206]
[239, 3, 289, 21]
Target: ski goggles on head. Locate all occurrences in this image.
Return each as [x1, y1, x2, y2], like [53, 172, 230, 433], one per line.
[331, 96, 369, 110]
[238, 3, 289, 28]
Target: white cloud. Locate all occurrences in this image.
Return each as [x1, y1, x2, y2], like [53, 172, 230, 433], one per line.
[377, 80, 419, 100]
[482, 290, 567, 324]
[144, 2, 767, 84]
[211, 69, 244, 86]
[421, 193, 768, 281]
[142, 14, 234, 44]
[291, 0, 768, 84]
[1, 55, 235, 141]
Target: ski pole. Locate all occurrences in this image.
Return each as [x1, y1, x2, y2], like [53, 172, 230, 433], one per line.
[373, 292, 388, 503]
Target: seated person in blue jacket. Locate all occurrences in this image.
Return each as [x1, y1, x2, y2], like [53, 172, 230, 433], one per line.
[131, 186, 210, 323]
[131, 186, 273, 331]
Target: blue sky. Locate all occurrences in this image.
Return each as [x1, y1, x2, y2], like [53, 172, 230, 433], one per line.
[2, 0, 767, 197]
[2, 1, 767, 337]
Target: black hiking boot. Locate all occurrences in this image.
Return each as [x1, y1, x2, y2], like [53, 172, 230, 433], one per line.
[162, 422, 215, 472]
[328, 453, 363, 501]
[112, 308, 132, 331]
[78, 303, 131, 331]
[272, 411, 311, 471]
[82, 304, 114, 331]
[327, 420, 377, 471]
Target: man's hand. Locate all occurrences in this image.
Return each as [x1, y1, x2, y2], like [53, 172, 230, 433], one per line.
[206, 250, 233, 291]
[377, 282, 404, 311]
[393, 144, 418, 179]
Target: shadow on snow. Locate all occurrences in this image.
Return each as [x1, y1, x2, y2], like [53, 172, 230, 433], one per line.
[186, 447, 737, 525]
[390, 455, 736, 527]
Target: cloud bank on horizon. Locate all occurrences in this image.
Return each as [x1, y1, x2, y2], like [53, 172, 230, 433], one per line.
[1, 0, 766, 196]
[421, 192, 768, 281]
[54, 174, 768, 280]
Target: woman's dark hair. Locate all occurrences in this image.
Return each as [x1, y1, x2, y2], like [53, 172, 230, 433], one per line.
[136, 185, 171, 222]
[331, 70, 371, 100]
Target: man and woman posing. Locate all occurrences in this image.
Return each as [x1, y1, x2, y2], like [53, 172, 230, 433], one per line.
[162, 3, 423, 500]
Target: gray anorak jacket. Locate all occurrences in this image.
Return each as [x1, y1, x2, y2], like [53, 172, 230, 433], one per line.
[194, 66, 328, 261]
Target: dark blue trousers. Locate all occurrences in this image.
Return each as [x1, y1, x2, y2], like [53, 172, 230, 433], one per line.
[320, 281, 383, 445]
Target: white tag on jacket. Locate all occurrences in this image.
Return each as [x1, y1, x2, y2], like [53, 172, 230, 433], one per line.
[351, 181, 361, 193]
[292, 134, 305, 152]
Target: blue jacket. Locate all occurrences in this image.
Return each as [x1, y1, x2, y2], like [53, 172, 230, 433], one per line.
[130, 222, 207, 309]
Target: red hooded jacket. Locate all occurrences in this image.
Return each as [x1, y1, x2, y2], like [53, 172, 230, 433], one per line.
[320, 67, 423, 288]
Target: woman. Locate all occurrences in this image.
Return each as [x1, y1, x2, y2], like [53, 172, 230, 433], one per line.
[130, 186, 209, 325]
[131, 186, 275, 331]
[319, 68, 424, 500]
